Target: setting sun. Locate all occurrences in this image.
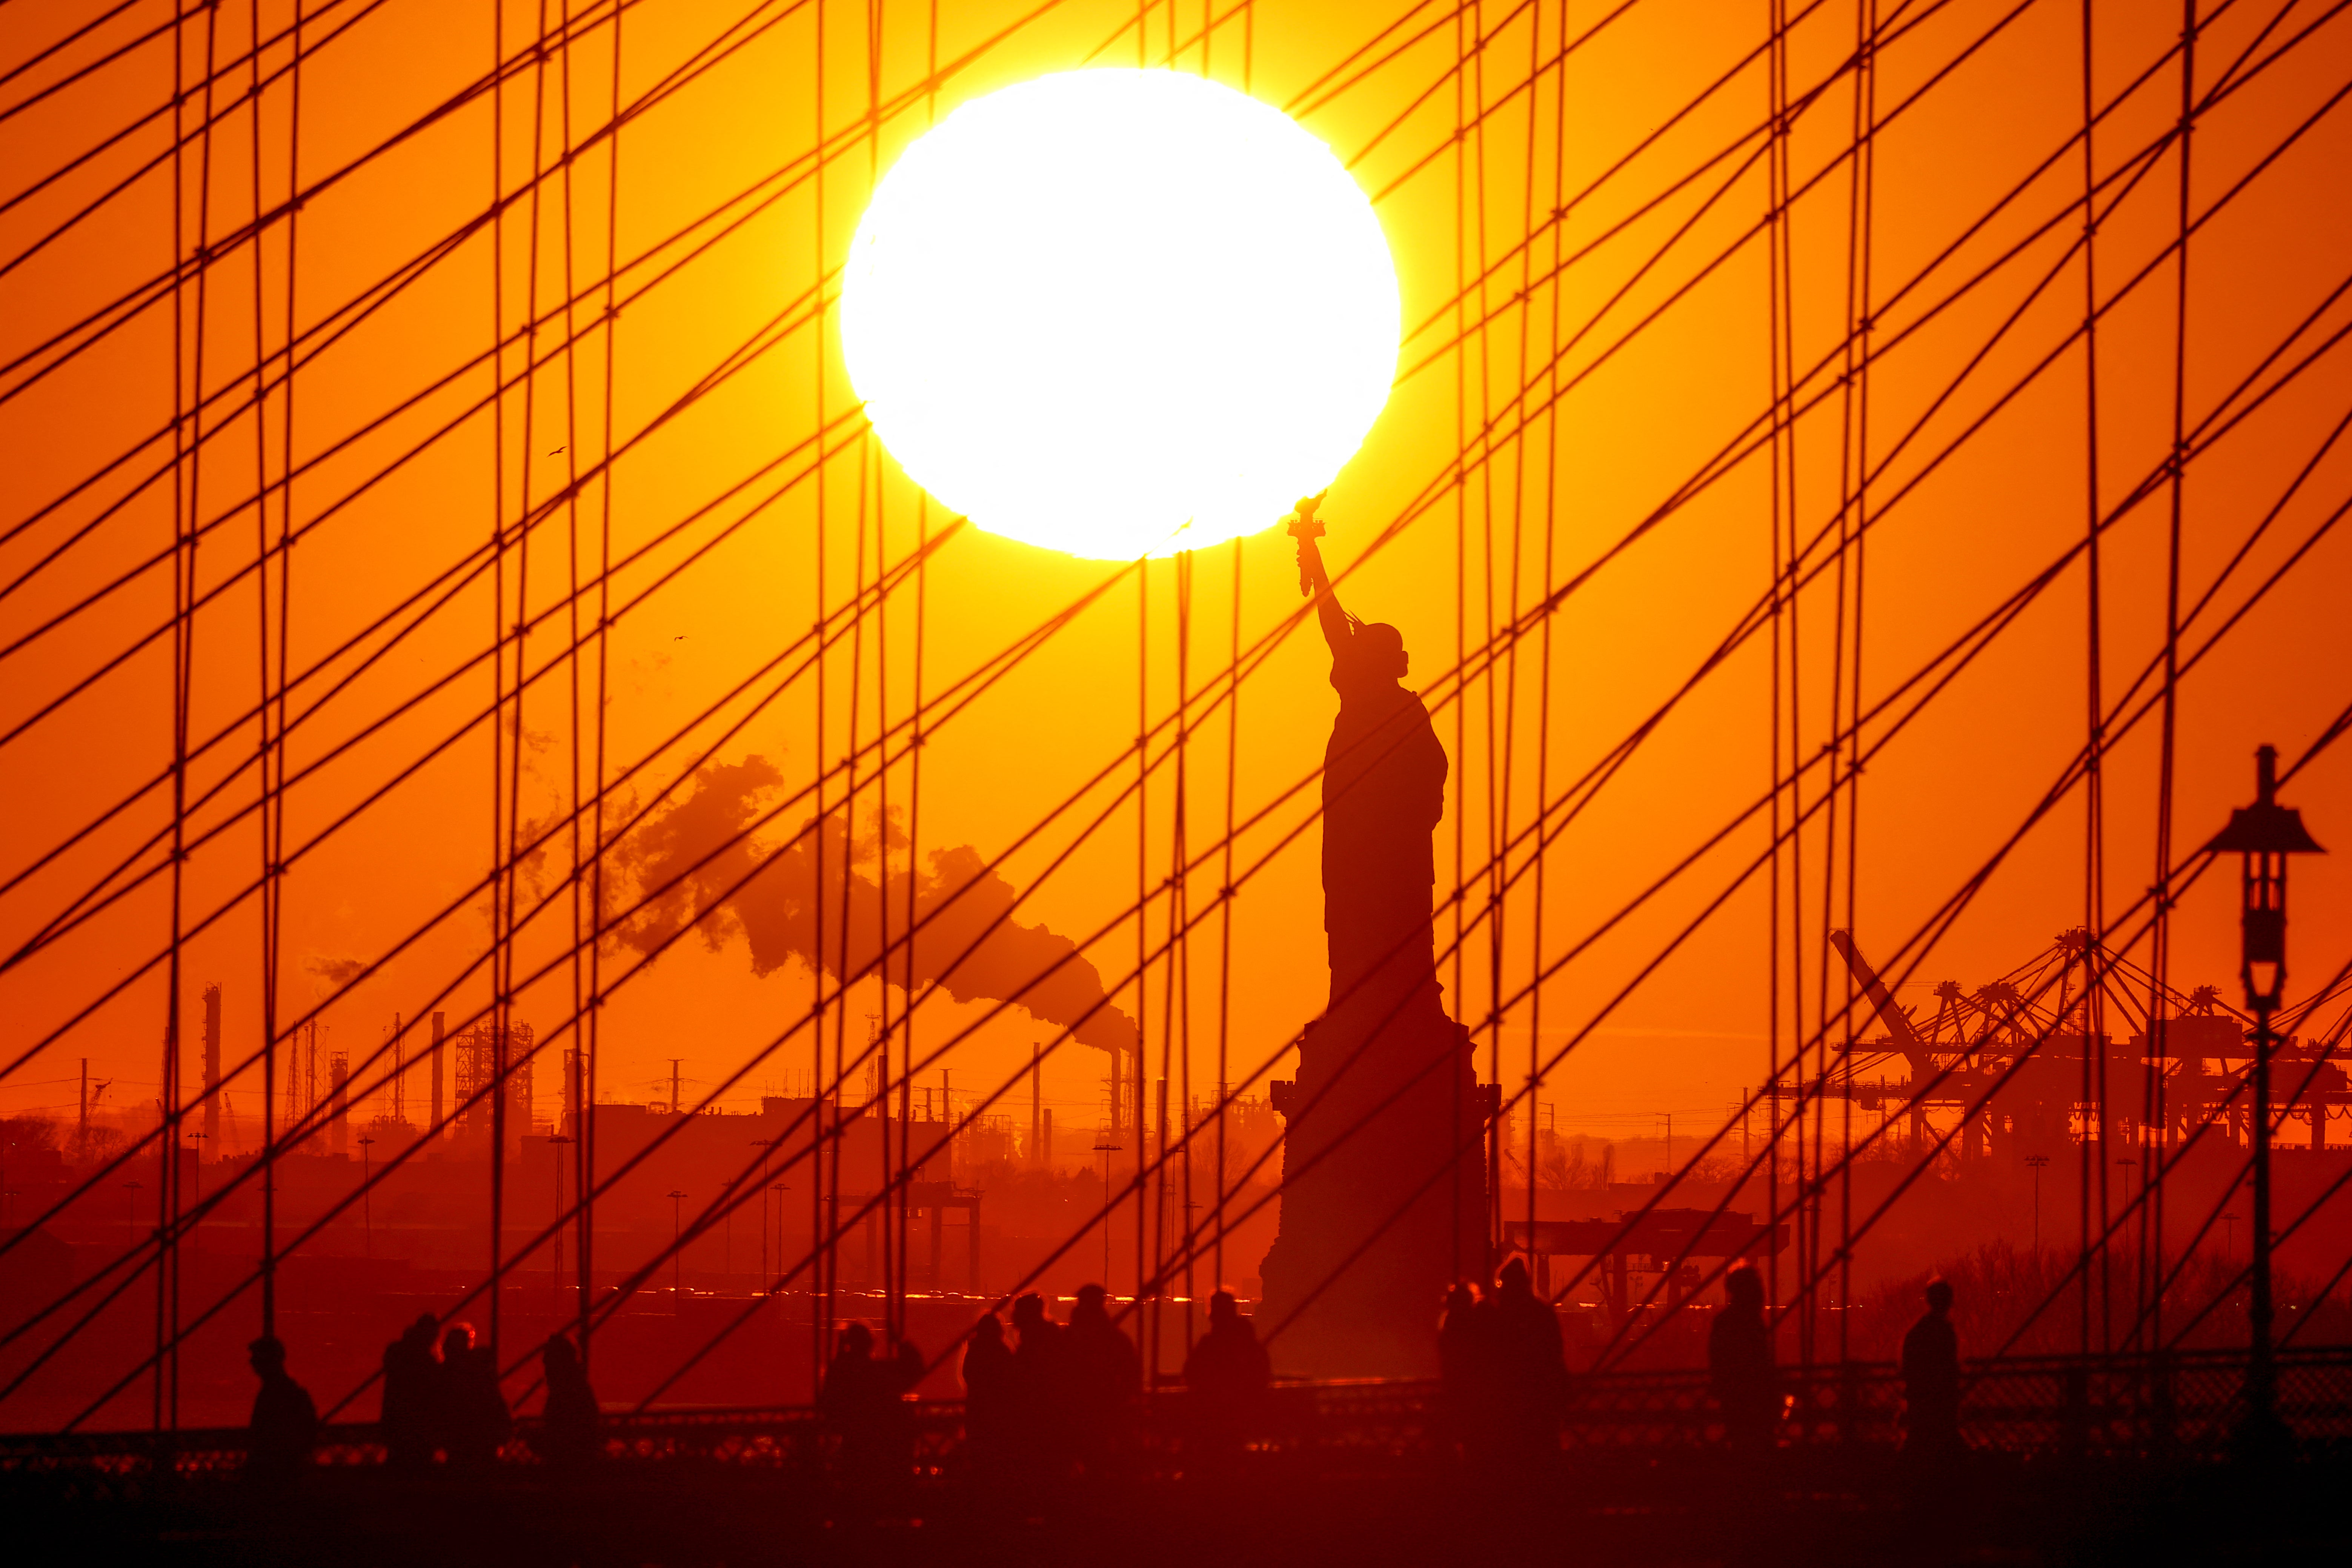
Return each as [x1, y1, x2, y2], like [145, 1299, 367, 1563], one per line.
[841, 68, 1400, 559]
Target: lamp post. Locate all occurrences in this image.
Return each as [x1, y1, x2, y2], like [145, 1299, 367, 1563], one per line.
[2205, 743, 2323, 1454]
[357, 1136, 376, 1259]
[547, 1133, 575, 1293]
[1093, 1135, 1122, 1287]
[667, 1190, 688, 1312]
[2024, 1154, 2050, 1254]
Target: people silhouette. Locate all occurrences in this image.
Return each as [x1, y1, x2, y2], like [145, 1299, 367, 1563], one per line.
[435, 1323, 511, 1468]
[1062, 1283, 1140, 1470]
[960, 1311, 1016, 1467]
[537, 1333, 601, 1468]
[1437, 1280, 1483, 1448]
[820, 1321, 924, 1496]
[1007, 1292, 1067, 1469]
[1708, 1265, 1776, 1457]
[245, 1335, 318, 1486]
[1901, 1279, 1962, 1460]
[380, 1313, 440, 1470]
[1182, 1290, 1271, 1466]
[1474, 1258, 1567, 1464]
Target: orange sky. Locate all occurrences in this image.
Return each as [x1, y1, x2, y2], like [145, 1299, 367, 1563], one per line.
[3, 0, 2349, 1153]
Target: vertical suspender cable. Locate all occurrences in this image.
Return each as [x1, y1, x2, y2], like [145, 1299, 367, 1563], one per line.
[864, 0, 892, 1343]
[2145, 0, 2198, 1355]
[583, 0, 623, 1369]
[494, 0, 557, 1365]
[163, 0, 223, 1433]
[1494, 0, 1539, 1272]
[897, 0, 939, 1334]
[556, 0, 586, 1331]
[1762, 0, 1786, 1328]
[1449, 0, 1470, 1286]
[261, 0, 303, 1350]
[2076, 0, 2104, 1361]
[1526, 0, 1571, 1309]
[1832, 0, 1878, 1364]
[1473, 0, 1506, 1270]
[811, 0, 830, 1386]
[1136, 556, 1148, 1302]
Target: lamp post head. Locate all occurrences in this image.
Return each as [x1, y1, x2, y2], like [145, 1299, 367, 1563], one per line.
[2206, 746, 2324, 857]
[2208, 745, 2324, 1008]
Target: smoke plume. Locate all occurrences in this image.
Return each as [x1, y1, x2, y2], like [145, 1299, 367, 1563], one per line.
[610, 756, 1139, 1058]
[305, 954, 367, 990]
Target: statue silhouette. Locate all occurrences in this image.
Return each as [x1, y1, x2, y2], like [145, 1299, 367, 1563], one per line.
[1258, 504, 1488, 1376]
[1295, 518, 1448, 998]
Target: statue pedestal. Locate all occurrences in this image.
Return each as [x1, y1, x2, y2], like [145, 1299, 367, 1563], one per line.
[1258, 967, 1489, 1378]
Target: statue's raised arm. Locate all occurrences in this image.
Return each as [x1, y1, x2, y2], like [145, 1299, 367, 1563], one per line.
[1288, 494, 1351, 656]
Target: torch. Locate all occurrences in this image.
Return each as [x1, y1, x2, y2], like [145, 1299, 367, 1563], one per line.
[1286, 492, 1327, 597]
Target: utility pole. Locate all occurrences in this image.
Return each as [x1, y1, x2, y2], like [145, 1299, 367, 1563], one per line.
[200, 984, 222, 1154]
[1093, 1132, 1122, 1284]
[2025, 1154, 2050, 1253]
[668, 1190, 688, 1309]
[549, 1133, 575, 1289]
[358, 1137, 375, 1258]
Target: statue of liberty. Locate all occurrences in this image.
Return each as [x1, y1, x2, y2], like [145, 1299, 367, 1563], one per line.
[1257, 498, 1489, 1376]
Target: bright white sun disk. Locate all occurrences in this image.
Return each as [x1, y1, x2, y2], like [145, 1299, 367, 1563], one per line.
[841, 69, 1400, 560]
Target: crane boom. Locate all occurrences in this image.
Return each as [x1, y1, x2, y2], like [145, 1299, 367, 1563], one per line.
[1828, 930, 1931, 1073]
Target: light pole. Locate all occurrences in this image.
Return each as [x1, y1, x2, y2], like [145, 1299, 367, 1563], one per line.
[769, 1183, 789, 1294]
[1093, 1135, 1122, 1286]
[2025, 1154, 2049, 1254]
[668, 1190, 688, 1311]
[548, 1133, 575, 1293]
[2206, 743, 2323, 1454]
[357, 1136, 376, 1258]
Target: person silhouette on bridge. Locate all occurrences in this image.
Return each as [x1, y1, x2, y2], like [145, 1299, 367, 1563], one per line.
[1708, 1264, 1776, 1456]
[1437, 1280, 1483, 1448]
[380, 1313, 440, 1469]
[245, 1335, 318, 1487]
[820, 1321, 924, 1495]
[435, 1323, 511, 1468]
[1901, 1279, 1962, 1462]
[1063, 1283, 1141, 1470]
[1183, 1290, 1271, 1466]
[537, 1333, 601, 1468]
[1294, 508, 1448, 1000]
[960, 1310, 1016, 1469]
[1471, 1259, 1568, 1465]
[1007, 1292, 1068, 1470]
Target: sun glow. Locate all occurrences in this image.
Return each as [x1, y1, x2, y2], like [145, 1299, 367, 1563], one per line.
[841, 69, 1400, 560]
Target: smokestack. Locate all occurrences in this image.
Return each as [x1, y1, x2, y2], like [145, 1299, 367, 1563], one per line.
[430, 1012, 445, 1136]
[1030, 1043, 1042, 1170]
[329, 1053, 349, 1154]
[510, 1042, 533, 1146]
[201, 984, 221, 1153]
